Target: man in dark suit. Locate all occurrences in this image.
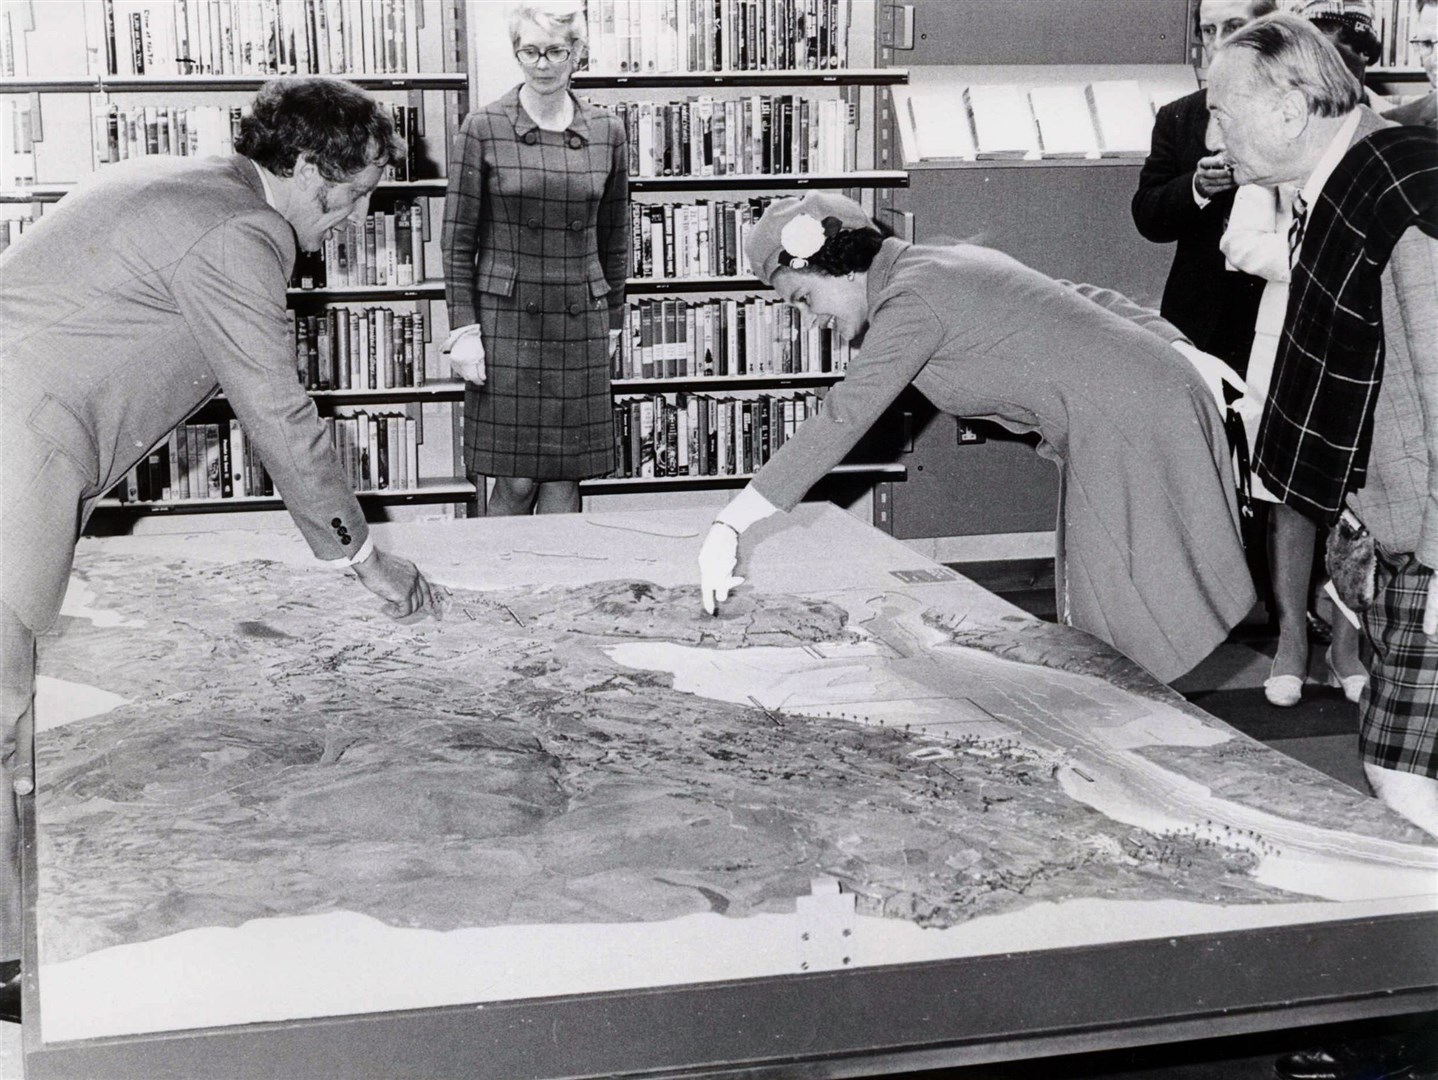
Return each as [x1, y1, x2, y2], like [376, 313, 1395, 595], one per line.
[0, 77, 443, 1024]
[1132, 0, 1277, 373]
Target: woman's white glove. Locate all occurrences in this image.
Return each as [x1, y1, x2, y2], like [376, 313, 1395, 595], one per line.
[1171, 340, 1257, 423]
[699, 522, 745, 615]
[445, 326, 487, 386]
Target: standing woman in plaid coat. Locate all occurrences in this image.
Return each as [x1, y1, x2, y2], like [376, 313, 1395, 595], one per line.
[442, 2, 628, 514]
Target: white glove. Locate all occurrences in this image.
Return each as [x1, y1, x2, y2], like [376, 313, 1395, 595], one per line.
[446, 327, 486, 385]
[699, 522, 745, 615]
[1171, 340, 1255, 421]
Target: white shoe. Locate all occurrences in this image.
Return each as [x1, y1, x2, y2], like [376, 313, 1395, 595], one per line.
[1325, 650, 1367, 704]
[1264, 665, 1304, 708]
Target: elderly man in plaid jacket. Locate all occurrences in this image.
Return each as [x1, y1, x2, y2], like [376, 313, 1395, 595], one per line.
[1207, 18, 1438, 1077]
[1209, 10, 1438, 825]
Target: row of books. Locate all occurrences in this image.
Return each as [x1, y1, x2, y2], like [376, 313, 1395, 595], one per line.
[109, 408, 422, 503]
[93, 0, 424, 78]
[291, 200, 428, 289]
[583, 0, 851, 75]
[90, 103, 427, 179]
[329, 408, 421, 492]
[629, 196, 775, 279]
[291, 306, 429, 391]
[611, 389, 819, 479]
[618, 297, 849, 380]
[110, 420, 272, 503]
[613, 95, 856, 178]
[906, 80, 1163, 162]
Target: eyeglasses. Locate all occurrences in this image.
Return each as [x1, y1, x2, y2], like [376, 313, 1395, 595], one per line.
[515, 45, 572, 65]
[1409, 36, 1437, 54]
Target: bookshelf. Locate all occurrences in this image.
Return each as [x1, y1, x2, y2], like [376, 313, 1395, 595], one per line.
[0, 0, 477, 524]
[464, 0, 908, 515]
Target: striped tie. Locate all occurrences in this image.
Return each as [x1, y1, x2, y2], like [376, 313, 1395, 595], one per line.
[1288, 191, 1308, 268]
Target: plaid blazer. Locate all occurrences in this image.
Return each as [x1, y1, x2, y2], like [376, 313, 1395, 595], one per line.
[441, 87, 628, 333]
[1254, 124, 1438, 525]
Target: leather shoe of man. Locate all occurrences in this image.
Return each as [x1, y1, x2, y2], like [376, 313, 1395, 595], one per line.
[0, 959, 19, 1025]
[1274, 1036, 1416, 1080]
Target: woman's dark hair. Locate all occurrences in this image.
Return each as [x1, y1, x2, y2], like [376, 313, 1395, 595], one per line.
[236, 77, 403, 182]
[780, 216, 894, 277]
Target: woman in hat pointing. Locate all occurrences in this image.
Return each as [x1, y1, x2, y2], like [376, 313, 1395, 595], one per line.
[698, 191, 1255, 685]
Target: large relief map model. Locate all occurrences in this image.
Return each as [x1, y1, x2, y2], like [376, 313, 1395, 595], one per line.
[33, 509, 1438, 1040]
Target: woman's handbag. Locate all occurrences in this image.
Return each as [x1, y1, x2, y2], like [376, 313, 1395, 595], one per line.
[1325, 508, 1377, 613]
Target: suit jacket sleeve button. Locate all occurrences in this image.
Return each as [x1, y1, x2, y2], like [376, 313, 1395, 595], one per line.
[526, 301, 539, 313]
[340, 536, 351, 546]
[331, 517, 343, 527]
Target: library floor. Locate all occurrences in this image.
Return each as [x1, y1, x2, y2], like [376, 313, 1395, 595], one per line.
[1, 557, 1433, 1080]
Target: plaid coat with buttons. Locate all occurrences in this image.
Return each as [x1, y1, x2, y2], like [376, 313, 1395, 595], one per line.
[442, 87, 629, 481]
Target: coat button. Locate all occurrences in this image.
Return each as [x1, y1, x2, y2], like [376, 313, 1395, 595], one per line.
[568, 135, 582, 149]
[526, 301, 539, 314]
[569, 219, 582, 231]
[340, 535, 351, 546]
[567, 302, 581, 315]
[331, 517, 343, 527]
[523, 131, 537, 145]
[526, 216, 539, 229]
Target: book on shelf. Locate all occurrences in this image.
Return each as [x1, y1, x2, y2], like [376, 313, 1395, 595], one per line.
[1086, 80, 1154, 156]
[963, 84, 1039, 160]
[609, 388, 819, 479]
[1027, 85, 1099, 158]
[903, 89, 975, 163]
[609, 94, 856, 179]
[584, 0, 851, 75]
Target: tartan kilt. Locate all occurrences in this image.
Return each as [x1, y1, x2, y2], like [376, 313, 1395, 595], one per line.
[463, 280, 615, 481]
[1359, 550, 1438, 778]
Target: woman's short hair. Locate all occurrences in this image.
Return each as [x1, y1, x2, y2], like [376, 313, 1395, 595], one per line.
[509, 2, 589, 54]
[236, 77, 402, 182]
[1219, 13, 1363, 118]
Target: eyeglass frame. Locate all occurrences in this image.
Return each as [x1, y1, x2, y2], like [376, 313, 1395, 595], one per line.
[514, 44, 574, 66]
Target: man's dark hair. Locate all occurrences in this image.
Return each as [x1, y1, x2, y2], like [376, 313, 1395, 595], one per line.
[236, 77, 403, 182]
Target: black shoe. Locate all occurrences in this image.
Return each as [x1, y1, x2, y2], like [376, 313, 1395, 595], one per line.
[1274, 1036, 1416, 1080]
[0, 959, 18, 1025]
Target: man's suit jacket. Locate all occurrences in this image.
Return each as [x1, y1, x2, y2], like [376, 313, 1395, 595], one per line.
[1132, 88, 1266, 372]
[1338, 109, 1438, 565]
[0, 154, 368, 632]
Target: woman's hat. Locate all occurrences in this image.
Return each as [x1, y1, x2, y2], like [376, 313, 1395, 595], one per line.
[744, 191, 875, 286]
[1297, 0, 1375, 32]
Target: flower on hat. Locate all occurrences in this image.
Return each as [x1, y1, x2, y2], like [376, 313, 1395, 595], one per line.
[780, 213, 827, 269]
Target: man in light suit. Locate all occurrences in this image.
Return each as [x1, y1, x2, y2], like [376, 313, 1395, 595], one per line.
[0, 77, 443, 1022]
[1208, 16, 1438, 1079]
[1131, 0, 1276, 373]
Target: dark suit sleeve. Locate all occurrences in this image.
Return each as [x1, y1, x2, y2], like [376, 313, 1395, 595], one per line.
[441, 113, 486, 329]
[1132, 99, 1207, 244]
[171, 212, 367, 562]
[752, 291, 943, 512]
[597, 114, 629, 331]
